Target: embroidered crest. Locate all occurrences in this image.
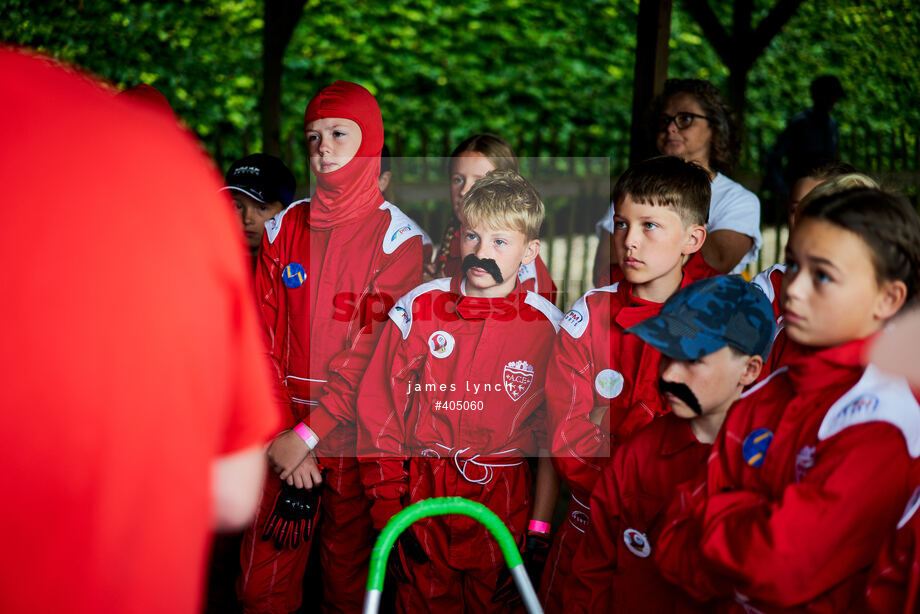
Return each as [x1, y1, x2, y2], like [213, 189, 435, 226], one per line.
[282, 263, 306, 289]
[794, 445, 816, 482]
[595, 369, 624, 399]
[623, 528, 651, 558]
[503, 361, 535, 401]
[742, 428, 773, 468]
[428, 331, 455, 358]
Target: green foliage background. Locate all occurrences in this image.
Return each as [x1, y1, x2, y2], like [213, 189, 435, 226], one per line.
[3, 0, 917, 180]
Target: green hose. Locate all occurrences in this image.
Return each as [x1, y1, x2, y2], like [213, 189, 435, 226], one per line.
[362, 497, 543, 614]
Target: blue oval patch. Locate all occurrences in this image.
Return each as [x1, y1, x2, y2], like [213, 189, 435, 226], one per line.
[742, 428, 773, 468]
[282, 263, 306, 289]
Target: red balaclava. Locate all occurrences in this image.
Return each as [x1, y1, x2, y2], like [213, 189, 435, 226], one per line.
[304, 81, 384, 229]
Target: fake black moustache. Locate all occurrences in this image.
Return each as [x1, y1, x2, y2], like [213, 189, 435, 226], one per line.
[461, 254, 504, 284]
[658, 378, 703, 416]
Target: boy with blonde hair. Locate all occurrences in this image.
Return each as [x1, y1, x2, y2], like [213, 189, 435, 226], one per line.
[358, 169, 562, 613]
[540, 155, 710, 612]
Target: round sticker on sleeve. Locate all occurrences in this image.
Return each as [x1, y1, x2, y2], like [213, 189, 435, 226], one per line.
[282, 263, 307, 289]
[595, 369, 624, 399]
[623, 528, 651, 558]
[742, 428, 774, 468]
[428, 331, 455, 359]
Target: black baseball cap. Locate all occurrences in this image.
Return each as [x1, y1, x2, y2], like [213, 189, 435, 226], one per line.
[221, 153, 295, 206]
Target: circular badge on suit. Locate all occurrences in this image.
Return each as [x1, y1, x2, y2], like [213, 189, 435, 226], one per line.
[742, 428, 774, 468]
[428, 331, 455, 359]
[595, 368, 624, 399]
[623, 528, 651, 558]
[282, 263, 306, 289]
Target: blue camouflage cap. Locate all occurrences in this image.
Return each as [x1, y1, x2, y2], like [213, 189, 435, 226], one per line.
[626, 275, 776, 360]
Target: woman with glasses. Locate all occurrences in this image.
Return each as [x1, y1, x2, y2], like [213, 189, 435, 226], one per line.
[594, 79, 762, 283]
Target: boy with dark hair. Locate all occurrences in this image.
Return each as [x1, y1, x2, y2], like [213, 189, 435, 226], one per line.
[358, 169, 562, 613]
[221, 153, 296, 266]
[540, 155, 710, 612]
[564, 275, 774, 612]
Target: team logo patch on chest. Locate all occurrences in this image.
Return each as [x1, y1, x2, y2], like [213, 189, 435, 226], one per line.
[503, 361, 534, 401]
[742, 428, 773, 468]
[282, 263, 306, 289]
[428, 331, 455, 358]
[794, 445, 816, 482]
[595, 368, 625, 399]
[623, 528, 651, 558]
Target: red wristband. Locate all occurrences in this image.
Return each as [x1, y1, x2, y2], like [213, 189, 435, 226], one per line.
[528, 519, 551, 535]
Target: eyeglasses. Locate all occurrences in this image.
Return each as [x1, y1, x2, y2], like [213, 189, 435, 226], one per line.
[657, 112, 710, 131]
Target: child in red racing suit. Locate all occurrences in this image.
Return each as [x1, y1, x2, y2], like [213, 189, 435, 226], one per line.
[656, 187, 920, 613]
[358, 170, 562, 613]
[541, 156, 711, 612]
[238, 81, 424, 614]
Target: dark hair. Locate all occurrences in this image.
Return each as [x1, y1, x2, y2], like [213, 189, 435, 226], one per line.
[612, 156, 711, 227]
[799, 187, 920, 303]
[651, 79, 739, 175]
[449, 133, 518, 174]
[380, 143, 391, 174]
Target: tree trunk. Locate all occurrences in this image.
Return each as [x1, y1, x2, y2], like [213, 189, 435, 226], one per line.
[630, 0, 673, 166]
[682, 0, 804, 130]
[261, 0, 306, 157]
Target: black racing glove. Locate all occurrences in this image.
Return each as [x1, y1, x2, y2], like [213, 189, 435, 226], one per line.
[386, 529, 430, 584]
[492, 530, 552, 606]
[261, 482, 321, 550]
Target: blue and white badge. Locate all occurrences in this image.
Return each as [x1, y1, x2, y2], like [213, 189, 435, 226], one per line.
[623, 528, 651, 558]
[742, 428, 773, 468]
[283, 263, 306, 289]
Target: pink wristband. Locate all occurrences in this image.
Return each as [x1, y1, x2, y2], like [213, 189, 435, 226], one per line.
[528, 519, 551, 535]
[293, 422, 319, 450]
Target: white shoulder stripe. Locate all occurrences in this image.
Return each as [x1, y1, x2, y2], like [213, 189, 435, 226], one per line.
[524, 291, 564, 333]
[265, 199, 305, 244]
[899, 486, 920, 529]
[751, 263, 785, 305]
[818, 364, 920, 458]
[560, 283, 619, 339]
[389, 277, 452, 339]
[740, 365, 789, 400]
[380, 201, 425, 255]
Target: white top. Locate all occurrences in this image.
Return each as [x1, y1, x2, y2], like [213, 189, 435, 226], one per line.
[596, 173, 762, 275]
